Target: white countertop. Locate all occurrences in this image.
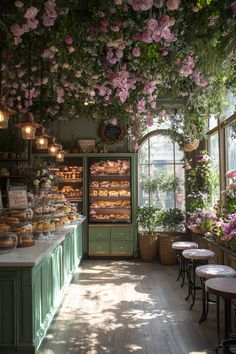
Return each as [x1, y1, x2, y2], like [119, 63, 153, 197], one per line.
[0, 217, 86, 267]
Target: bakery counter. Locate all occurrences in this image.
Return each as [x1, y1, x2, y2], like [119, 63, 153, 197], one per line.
[0, 217, 85, 354]
[0, 217, 85, 267]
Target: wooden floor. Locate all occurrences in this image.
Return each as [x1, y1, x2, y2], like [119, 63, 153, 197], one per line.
[38, 260, 224, 354]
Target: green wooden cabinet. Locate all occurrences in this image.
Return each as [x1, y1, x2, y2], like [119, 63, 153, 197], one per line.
[89, 225, 133, 256]
[0, 222, 83, 353]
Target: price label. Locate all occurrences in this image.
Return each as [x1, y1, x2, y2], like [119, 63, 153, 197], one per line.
[8, 190, 28, 209]
[0, 191, 3, 210]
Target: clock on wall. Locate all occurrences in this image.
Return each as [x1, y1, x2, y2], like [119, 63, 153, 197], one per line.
[98, 122, 125, 144]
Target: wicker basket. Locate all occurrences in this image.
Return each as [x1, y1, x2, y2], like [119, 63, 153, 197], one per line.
[182, 139, 199, 152]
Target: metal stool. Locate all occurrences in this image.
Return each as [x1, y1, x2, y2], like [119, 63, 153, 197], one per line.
[172, 241, 198, 287]
[182, 249, 215, 310]
[196, 264, 236, 325]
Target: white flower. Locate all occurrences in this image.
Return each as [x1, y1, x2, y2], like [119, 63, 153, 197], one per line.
[33, 179, 40, 186]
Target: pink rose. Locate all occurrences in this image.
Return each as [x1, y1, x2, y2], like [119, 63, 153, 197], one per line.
[15, 1, 24, 8]
[225, 169, 236, 178]
[229, 183, 236, 190]
[140, 0, 154, 11]
[132, 47, 141, 57]
[24, 6, 38, 19]
[27, 18, 39, 30]
[65, 35, 73, 45]
[166, 0, 180, 11]
[147, 18, 158, 32]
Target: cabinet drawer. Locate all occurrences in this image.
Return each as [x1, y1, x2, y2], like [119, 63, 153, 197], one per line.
[89, 227, 110, 240]
[89, 241, 110, 255]
[111, 227, 132, 240]
[111, 240, 132, 255]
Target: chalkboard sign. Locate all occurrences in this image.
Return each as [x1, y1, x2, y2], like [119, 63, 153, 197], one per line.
[98, 123, 125, 144]
[8, 190, 28, 209]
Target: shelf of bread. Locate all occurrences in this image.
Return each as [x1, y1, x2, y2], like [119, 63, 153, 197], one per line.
[51, 166, 83, 180]
[90, 180, 130, 188]
[90, 159, 130, 176]
[90, 209, 131, 222]
[90, 189, 131, 197]
[91, 200, 130, 208]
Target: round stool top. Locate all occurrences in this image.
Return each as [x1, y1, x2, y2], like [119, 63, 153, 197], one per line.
[182, 248, 215, 260]
[196, 264, 236, 279]
[172, 241, 198, 250]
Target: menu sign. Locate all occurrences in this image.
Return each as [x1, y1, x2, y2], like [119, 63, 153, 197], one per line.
[0, 191, 3, 210]
[8, 190, 28, 209]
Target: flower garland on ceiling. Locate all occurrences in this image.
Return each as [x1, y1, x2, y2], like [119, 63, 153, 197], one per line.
[1, 0, 236, 149]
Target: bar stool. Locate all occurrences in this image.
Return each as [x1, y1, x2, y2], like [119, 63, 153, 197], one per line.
[196, 265, 236, 327]
[182, 249, 215, 310]
[171, 241, 198, 287]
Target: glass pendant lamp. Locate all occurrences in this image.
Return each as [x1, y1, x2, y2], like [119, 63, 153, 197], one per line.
[15, 112, 41, 140]
[35, 127, 50, 150]
[48, 136, 61, 156]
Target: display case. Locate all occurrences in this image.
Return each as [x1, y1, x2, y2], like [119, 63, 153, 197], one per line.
[88, 158, 131, 224]
[50, 157, 83, 214]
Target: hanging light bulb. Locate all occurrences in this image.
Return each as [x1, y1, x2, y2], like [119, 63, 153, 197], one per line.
[35, 127, 50, 150]
[15, 112, 41, 140]
[48, 136, 61, 156]
[56, 149, 65, 162]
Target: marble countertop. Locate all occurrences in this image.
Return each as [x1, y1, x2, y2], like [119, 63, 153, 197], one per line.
[0, 217, 86, 267]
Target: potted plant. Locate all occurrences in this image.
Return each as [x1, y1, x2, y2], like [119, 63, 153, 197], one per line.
[137, 206, 160, 262]
[158, 208, 186, 265]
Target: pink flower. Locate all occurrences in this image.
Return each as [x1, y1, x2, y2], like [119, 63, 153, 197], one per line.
[132, 47, 141, 57]
[137, 98, 146, 112]
[132, 33, 142, 41]
[43, 0, 57, 27]
[147, 18, 158, 32]
[225, 169, 236, 178]
[147, 116, 154, 126]
[15, 1, 24, 8]
[229, 183, 236, 190]
[166, 0, 180, 11]
[231, 1, 236, 13]
[27, 18, 39, 30]
[115, 0, 123, 5]
[109, 118, 118, 125]
[11, 24, 24, 37]
[115, 49, 123, 59]
[140, 0, 154, 11]
[159, 15, 175, 28]
[100, 19, 109, 27]
[24, 6, 38, 19]
[65, 35, 73, 45]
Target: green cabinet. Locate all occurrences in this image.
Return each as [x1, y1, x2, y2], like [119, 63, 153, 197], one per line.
[0, 222, 84, 353]
[89, 225, 133, 256]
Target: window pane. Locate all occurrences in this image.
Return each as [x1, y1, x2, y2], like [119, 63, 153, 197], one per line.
[208, 114, 218, 130]
[138, 133, 185, 210]
[226, 123, 236, 170]
[224, 91, 236, 119]
[149, 135, 174, 164]
[139, 140, 149, 164]
[209, 133, 220, 205]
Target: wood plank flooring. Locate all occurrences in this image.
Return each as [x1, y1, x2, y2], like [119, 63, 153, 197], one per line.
[37, 260, 226, 354]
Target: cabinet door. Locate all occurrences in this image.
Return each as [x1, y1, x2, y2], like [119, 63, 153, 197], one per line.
[111, 240, 132, 255]
[89, 227, 110, 240]
[89, 241, 110, 255]
[41, 257, 53, 321]
[111, 226, 132, 240]
[0, 271, 17, 347]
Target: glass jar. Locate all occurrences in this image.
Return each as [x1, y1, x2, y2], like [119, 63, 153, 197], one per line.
[0, 231, 18, 253]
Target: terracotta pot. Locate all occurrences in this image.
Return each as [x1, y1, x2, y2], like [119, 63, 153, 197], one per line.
[159, 232, 182, 265]
[139, 232, 158, 262]
[182, 139, 200, 152]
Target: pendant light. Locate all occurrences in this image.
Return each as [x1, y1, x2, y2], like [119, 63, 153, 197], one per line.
[56, 149, 65, 162]
[35, 127, 50, 150]
[15, 33, 41, 138]
[0, 5, 16, 128]
[48, 136, 61, 156]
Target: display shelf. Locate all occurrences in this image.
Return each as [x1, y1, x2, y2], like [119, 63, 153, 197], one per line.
[59, 178, 83, 183]
[90, 196, 131, 199]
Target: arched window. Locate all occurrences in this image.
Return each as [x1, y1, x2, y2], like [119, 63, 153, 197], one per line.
[138, 130, 185, 210]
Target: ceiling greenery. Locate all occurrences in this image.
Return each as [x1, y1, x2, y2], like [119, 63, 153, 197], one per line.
[1, 0, 236, 148]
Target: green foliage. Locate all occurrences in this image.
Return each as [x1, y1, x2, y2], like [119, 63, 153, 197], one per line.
[144, 171, 182, 194]
[158, 208, 185, 232]
[137, 206, 160, 233]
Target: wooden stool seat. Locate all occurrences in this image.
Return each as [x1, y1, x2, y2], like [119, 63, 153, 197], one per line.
[172, 241, 198, 250]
